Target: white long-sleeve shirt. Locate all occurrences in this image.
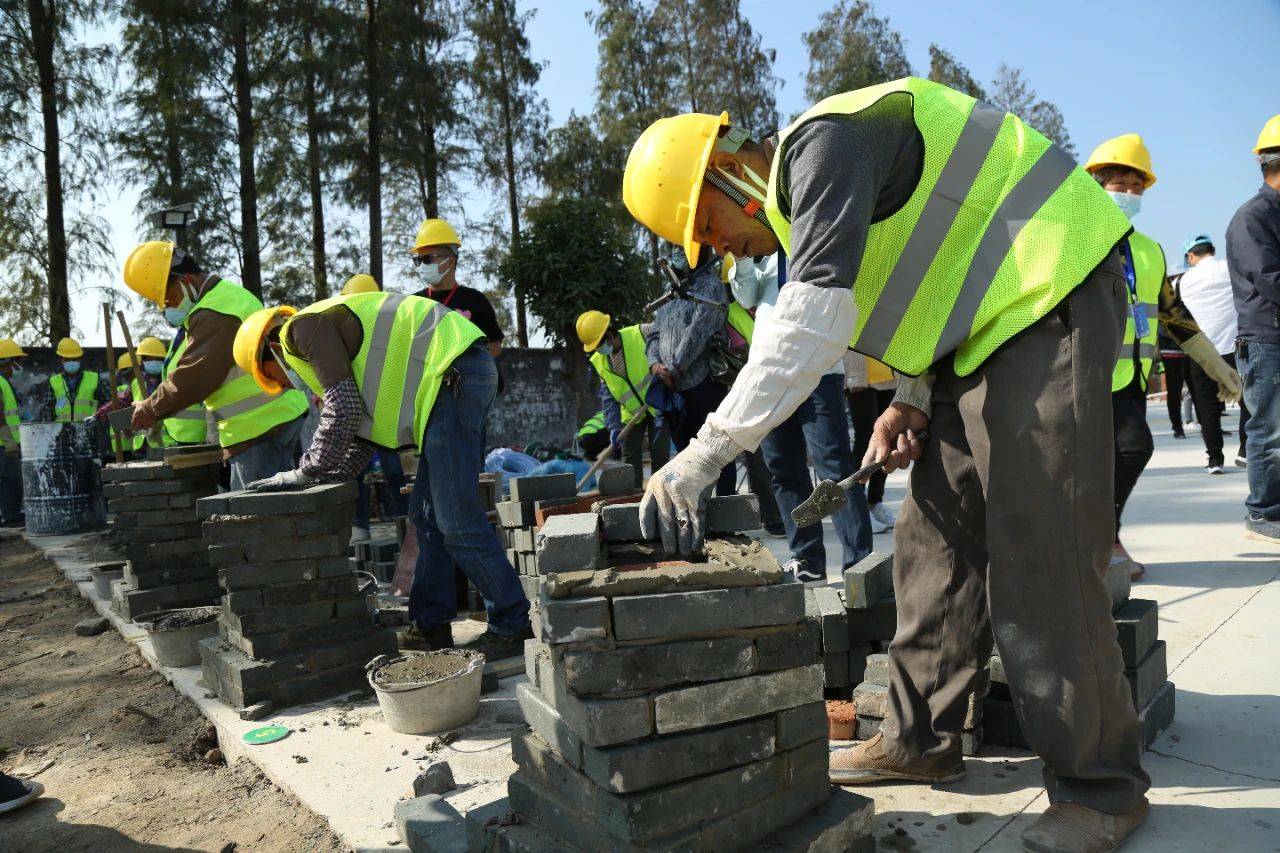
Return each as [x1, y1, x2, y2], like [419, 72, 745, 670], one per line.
[730, 255, 844, 377]
[1179, 255, 1239, 355]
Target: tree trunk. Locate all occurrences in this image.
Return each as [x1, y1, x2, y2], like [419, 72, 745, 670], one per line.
[424, 119, 439, 219]
[493, 2, 526, 346]
[302, 16, 328, 301]
[27, 0, 69, 343]
[365, 0, 383, 284]
[230, 0, 262, 297]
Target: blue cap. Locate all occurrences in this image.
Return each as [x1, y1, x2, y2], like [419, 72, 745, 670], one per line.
[1183, 233, 1213, 255]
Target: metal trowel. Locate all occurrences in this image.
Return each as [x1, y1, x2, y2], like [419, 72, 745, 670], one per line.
[791, 431, 929, 528]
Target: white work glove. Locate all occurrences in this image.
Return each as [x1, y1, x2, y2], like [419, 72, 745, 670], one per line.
[1181, 332, 1243, 403]
[640, 426, 741, 557]
[245, 468, 316, 492]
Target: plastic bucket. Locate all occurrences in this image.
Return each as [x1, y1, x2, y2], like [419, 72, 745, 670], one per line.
[20, 422, 106, 534]
[367, 650, 485, 735]
[90, 561, 126, 599]
[136, 607, 220, 667]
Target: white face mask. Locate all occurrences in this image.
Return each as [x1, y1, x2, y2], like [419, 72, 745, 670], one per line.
[596, 341, 614, 356]
[1107, 190, 1143, 220]
[420, 257, 453, 288]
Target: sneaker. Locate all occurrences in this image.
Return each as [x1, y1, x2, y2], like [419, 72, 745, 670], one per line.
[829, 732, 965, 785]
[457, 625, 534, 661]
[869, 503, 897, 530]
[764, 521, 787, 539]
[398, 623, 453, 651]
[1021, 798, 1149, 853]
[1206, 465, 1224, 475]
[1245, 515, 1280, 545]
[0, 774, 43, 815]
[350, 526, 371, 545]
[1235, 455, 1247, 468]
[784, 558, 826, 587]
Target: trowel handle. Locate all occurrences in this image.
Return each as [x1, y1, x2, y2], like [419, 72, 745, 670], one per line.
[837, 429, 930, 490]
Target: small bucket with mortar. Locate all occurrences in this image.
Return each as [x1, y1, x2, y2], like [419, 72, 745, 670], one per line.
[135, 606, 220, 667]
[366, 650, 485, 735]
[90, 561, 126, 599]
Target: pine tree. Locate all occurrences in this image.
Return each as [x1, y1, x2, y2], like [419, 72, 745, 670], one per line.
[927, 44, 984, 100]
[801, 0, 911, 105]
[988, 63, 1075, 157]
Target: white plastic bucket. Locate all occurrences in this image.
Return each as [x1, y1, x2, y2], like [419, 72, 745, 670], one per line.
[91, 563, 125, 599]
[367, 650, 484, 735]
[137, 607, 220, 668]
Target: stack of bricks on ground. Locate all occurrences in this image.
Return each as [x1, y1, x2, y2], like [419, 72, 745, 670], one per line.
[196, 482, 397, 711]
[458, 479, 875, 851]
[103, 458, 222, 621]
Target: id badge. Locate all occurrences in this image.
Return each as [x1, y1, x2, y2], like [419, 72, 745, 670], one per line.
[1131, 303, 1150, 339]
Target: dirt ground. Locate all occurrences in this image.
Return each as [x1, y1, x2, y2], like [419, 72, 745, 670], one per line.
[0, 533, 348, 852]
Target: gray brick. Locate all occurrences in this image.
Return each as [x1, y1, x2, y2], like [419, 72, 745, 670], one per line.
[611, 583, 804, 641]
[223, 589, 265, 613]
[223, 600, 338, 635]
[600, 502, 644, 542]
[217, 559, 327, 590]
[863, 652, 890, 686]
[824, 650, 849, 688]
[534, 596, 609, 644]
[1114, 598, 1158, 668]
[243, 533, 347, 563]
[508, 473, 576, 504]
[131, 507, 203, 527]
[292, 511, 349, 537]
[1125, 640, 1167, 710]
[557, 636, 755, 696]
[535, 513, 602, 573]
[776, 701, 828, 750]
[854, 715, 881, 740]
[849, 642, 873, 685]
[511, 527, 536, 553]
[704, 493, 761, 533]
[222, 615, 371, 659]
[753, 787, 874, 853]
[104, 479, 187, 498]
[1106, 554, 1133, 611]
[202, 516, 296, 546]
[582, 717, 776, 794]
[463, 798, 513, 853]
[533, 650, 652, 747]
[596, 464, 636, 496]
[813, 586, 848, 652]
[755, 623, 820, 671]
[982, 696, 1029, 749]
[847, 597, 896, 643]
[852, 681, 888, 718]
[962, 725, 983, 757]
[1138, 680, 1175, 751]
[394, 795, 467, 852]
[260, 575, 358, 607]
[120, 537, 206, 564]
[413, 763, 457, 798]
[368, 537, 399, 562]
[496, 500, 534, 528]
[516, 682, 584, 768]
[101, 461, 174, 482]
[654, 664, 823, 734]
[111, 522, 203, 545]
[694, 759, 830, 852]
[844, 552, 892, 609]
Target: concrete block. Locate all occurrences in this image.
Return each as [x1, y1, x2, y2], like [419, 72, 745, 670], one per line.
[394, 794, 467, 853]
[368, 537, 399, 563]
[120, 537, 206, 563]
[862, 652, 890, 686]
[755, 623, 820, 671]
[104, 478, 187, 498]
[847, 597, 896, 643]
[654, 664, 823, 734]
[413, 762, 457, 796]
[533, 651, 652, 747]
[462, 797, 514, 853]
[222, 600, 339, 635]
[223, 615, 371, 659]
[218, 556, 350, 590]
[824, 651, 850, 688]
[599, 502, 644, 542]
[516, 682, 584, 768]
[754, 786, 875, 853]
[1125, 640, 1167, 710]
[776, 701, 829, 750]
[292, 511, 349, 537]
[74, 616, 109, 636]
[506, 773, 694, 852]
[851, 681, 888, 719]
[1114, 598, 1158, 668]
[557, 636, 755, 696]
[510, 528, 536, 553]
[543, 558, 780, 600]
[962, 725, 983, 757]
[535, 596, 609, 644]
[496, 500, 534, 529]
[843, 552, 892, 609]
[1139, 680, 1175, 751]
[260, 575, 358, 607]
[508, 473, 577, 504]
[813, 586, 848, 652]
[704, 493, 761, 532]
[611, 583, 804, 641]
[854, 715, 881, 740]
[1106, 554, 1133, 611]
[696, 766, 831, 852]
[583, 716, 776, 794]
[981, 696, 1029, 749]
[849, 643, 873, 685]
[239, 701, 274, 721]
[534, 513, 602, 573]
[202, 516, 296, 546]
[596, 464, 635, 496]
[243, 533, 347, 563]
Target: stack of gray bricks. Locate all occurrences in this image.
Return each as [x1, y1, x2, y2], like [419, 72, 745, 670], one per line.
[196, 482, 397, 709]
[351, 535, 400, 583]
[102, 459, 223, 621]
[809, 552, 897, 692]
[495, 472, 579, 579]
[470, 492, 878, 851]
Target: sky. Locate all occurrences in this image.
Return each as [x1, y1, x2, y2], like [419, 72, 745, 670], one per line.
[74, 0, 1280, 344]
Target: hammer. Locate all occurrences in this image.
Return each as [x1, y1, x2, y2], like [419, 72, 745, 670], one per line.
[790, 430, 929, 528]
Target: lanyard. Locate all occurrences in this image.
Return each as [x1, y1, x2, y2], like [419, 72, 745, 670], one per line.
[430, 287, 458, 307]
[1119, 240, 1138, 305]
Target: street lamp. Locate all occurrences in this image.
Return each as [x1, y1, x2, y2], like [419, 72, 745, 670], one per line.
[148, 203, 197, 251]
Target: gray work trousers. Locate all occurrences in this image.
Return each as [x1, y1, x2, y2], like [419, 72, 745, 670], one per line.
[880, 249, 1151, 814]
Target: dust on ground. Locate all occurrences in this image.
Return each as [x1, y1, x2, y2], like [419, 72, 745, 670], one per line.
[0, 533, 347, 852]
[373, 650, 477, 686]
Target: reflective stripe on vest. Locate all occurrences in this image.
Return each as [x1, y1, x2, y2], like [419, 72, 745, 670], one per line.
[281, 291, 485, 451]
[160, 332, 209, 444]
[589, 326, 654, 418]
[727, 302, 754, 345]
[764, 77, 1130, 377]
[51, 372, 98, 422]
[178, 279, 309, 447]
[1112, 231, 1166, 392]
[0, 375, 18, 447]
[578, 411, 606, 437]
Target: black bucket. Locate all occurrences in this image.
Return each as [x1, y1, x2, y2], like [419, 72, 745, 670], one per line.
[21, 422, 106, 535]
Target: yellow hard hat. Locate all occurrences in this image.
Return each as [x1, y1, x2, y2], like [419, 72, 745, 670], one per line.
[118, 352, 136, 371]
[1254, 114, 1280, 153]
[136, 336, 168, 359]
[123, 241, 176, 305]
[233, 306, 297, 395]
[412, 218, 461, 253]
[55, 337, 84, 359]
[0, 340, 27, 359]
[1084, 133, 1156, 188]
[623, 111, 729, 267]
[576, 310, 611, 353]
[341, 273, 380, 295]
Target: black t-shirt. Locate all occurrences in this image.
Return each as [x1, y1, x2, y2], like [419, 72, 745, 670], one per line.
[415, 285, 504, 343]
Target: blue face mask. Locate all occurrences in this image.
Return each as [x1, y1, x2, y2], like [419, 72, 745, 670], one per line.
[143, 360, 163, 376]
[1106, 190, 1143, 220]
[596, 341, 614, 356]
[63, 360, 80, 374]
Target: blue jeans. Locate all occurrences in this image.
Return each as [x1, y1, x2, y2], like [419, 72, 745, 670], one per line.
[408, 347, 530, 636]
[1, 451, 22, 523]
[1240, 340, 1280, 520]
[760, 372, 872, 576]
[229, 416, 304, 490]
[355, 449, 409, 530]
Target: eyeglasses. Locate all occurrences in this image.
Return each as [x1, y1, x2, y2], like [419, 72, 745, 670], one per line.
[411, 252, 452, 267]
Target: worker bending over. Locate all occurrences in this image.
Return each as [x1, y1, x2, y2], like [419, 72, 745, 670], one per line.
[48, 338, 107, 423]
[624, 77, 1149, 851]
[122, 242, 310, 487]
[97, 336, 204, 453]
[232, 291, 531, 660]
[0, 340, 24, 526]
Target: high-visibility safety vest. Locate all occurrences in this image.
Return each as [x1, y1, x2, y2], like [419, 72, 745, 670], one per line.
[727, 302, 754, 345]
[588, 325, 655, 418]
[577, 411, 606, 438]
[175, 279, 309, 447]
[51, 371, 99, 422]
[281, 291, 485, 452]
[160, 333, 210, 445]
[764, 77, 1131, 377]
[0, 375, 19, 449]
[1111, 231, 1165, 393]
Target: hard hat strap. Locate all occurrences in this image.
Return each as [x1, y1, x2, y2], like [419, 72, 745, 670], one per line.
[1259, 150, 1280, 166]
[704, 170, 773, 230]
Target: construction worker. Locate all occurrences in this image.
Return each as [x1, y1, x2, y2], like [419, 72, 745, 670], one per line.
[1226, 115, 1280, 545]
[411, 219, 504, 359]
[623, 77, 1150, 850]
[230, 292, 531, 659]
[95, 337, 195, 452]
[1083, 135, 1242, 578]
[121, 242, 310, 487]
[575, 410, 610, 460]
[48, 338, 106, 423]
[341, 273, 380, 295]
[576, 310, 670, 490]
[0, 340, 25, 526]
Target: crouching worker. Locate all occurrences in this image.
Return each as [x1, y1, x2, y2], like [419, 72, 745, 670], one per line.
[231, 292, 531, 659]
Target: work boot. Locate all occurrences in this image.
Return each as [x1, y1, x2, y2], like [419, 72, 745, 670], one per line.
[1245, 515, 1280, 544]
[828, 732, 965, 785]
[458, 625, 534, 661]
[398, 623, 452, 651]
[1021, 798, 1149, 852]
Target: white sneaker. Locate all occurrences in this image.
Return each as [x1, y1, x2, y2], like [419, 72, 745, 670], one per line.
[1206, 465, 1224, 475]
[785, 559, 826, 587]
[1236, 456, 1247, 468]
[869, 503, 896, 531]
[350, 526, 371, 544]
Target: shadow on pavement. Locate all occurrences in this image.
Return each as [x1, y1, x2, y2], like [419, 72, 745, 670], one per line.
[3, 797, 203, 852]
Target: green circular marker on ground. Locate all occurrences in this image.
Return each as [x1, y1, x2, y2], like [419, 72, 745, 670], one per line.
[243, 725, 290, 745]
